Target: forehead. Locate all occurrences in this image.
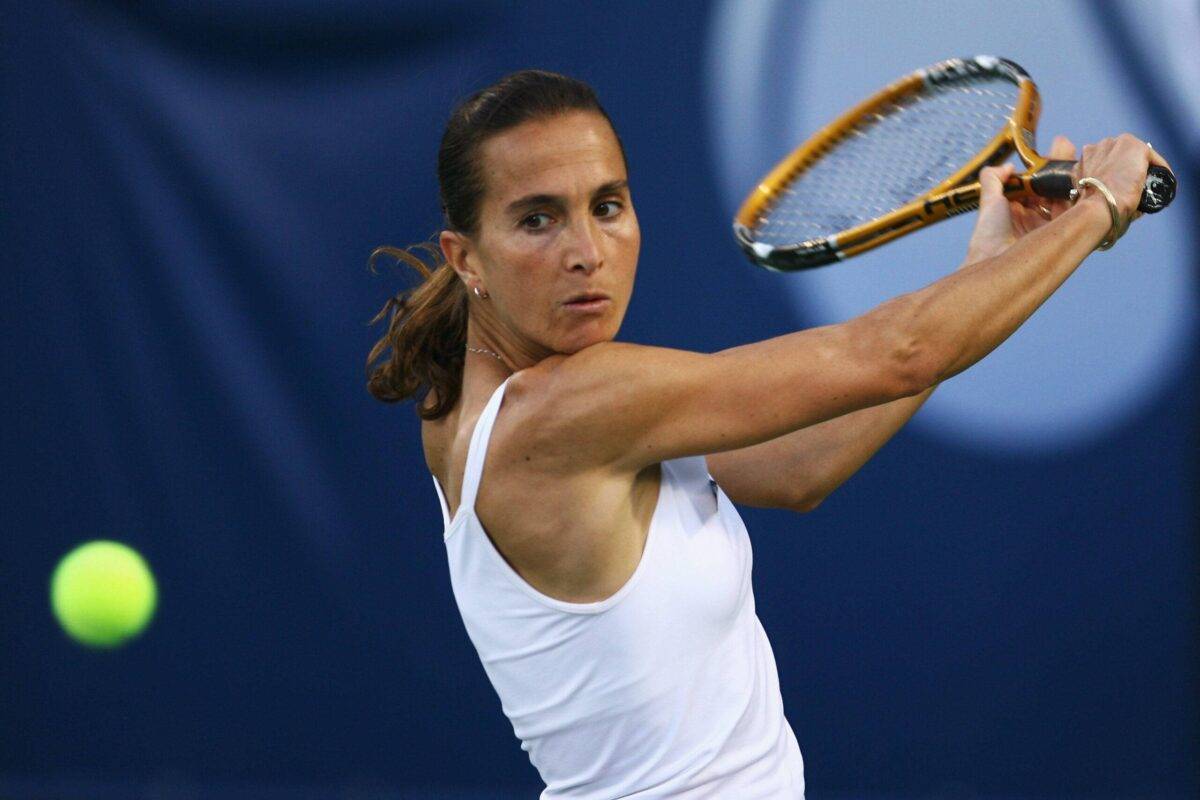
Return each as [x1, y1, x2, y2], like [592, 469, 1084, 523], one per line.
[477, 111, 626, 204]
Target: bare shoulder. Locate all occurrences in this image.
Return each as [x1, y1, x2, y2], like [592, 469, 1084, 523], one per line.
[489, 350, 589, 470]
[497, 339, 715, 474]
[482, 350, 595, 480]
[418, 365, 575, 509]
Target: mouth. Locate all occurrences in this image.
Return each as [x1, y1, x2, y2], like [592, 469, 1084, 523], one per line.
[563, 292, 611, 312]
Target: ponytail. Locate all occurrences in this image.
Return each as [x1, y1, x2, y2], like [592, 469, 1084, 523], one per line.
[365, 242, 467, 420]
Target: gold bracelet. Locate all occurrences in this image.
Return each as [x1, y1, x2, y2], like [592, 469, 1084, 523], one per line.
[1074, 177, 1124, 251]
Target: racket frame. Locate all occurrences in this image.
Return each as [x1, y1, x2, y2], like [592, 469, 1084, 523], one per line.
[733, 56, 1049, 271]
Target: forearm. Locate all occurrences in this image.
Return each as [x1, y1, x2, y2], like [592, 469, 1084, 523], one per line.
[710, 147, 1125, 509]
[784, 197, 1104, 505]
[707, 194, 1111, 448]
[894, 194, 1111, 385]
[708, 384, 936, 510]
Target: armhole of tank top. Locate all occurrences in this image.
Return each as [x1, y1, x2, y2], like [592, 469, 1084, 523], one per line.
[484, 457, 673, 615]
[703, 458, 753, 603]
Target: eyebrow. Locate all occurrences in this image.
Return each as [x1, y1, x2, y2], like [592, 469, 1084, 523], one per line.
[504, 179, 629, 216]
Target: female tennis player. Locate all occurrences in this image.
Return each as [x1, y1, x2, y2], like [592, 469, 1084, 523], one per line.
[366, 71, 1165, 799]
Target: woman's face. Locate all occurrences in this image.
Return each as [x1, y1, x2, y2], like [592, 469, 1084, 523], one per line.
[445, 110, 640, 361]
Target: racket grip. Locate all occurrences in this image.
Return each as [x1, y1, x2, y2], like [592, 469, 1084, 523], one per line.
[1023, 160, 1177, 214]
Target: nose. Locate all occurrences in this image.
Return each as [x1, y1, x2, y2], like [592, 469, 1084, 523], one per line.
[563, 215, 603, 274]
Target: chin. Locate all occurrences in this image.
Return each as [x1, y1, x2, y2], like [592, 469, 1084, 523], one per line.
[560, 328, 617, 353]
[546, 309, 624, 353]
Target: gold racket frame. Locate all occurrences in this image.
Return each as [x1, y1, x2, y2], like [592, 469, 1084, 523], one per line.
[733, 56, 1065, 271]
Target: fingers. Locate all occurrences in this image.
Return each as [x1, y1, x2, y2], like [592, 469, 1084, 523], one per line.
[1045, 135, 1080, 214]
[979, 163, 1014, 201]
[1074, 133, 1161, 222]
[1009, 200, 1031, 226]
[1048, 135, 1077, 161]
[1047, 132, 1170, 232]
[1147, 142, 1173, 174]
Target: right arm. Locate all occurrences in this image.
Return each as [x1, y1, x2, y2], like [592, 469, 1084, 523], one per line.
[517, 135, 1158, 475]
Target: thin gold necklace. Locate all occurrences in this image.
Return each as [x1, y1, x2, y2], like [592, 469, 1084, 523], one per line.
[465, 345, 504, 363]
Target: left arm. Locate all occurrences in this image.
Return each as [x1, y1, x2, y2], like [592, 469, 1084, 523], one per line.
[706, 385, 935, 511]
[707, 137, 1081, 513]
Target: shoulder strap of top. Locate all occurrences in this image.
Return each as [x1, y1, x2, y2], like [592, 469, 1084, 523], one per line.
[431, 474, 452, 528]
[457, 374, 514, 516]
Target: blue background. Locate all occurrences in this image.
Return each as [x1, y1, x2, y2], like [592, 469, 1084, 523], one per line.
[2, 1, 1196, 797]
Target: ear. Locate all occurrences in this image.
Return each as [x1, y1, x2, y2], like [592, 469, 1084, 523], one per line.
[439, 229, 479, 288]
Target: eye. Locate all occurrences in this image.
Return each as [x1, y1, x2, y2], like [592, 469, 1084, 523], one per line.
[594, 200, 623, 218]
[521, 213, 552, 230]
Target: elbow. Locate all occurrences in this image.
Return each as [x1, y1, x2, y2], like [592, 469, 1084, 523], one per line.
[789, 490, 826, 514]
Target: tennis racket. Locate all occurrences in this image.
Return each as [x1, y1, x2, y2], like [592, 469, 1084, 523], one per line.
[733, 56, 1177, 271]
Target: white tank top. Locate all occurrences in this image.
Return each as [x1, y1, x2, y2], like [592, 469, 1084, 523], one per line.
[431, 375, 806, 799]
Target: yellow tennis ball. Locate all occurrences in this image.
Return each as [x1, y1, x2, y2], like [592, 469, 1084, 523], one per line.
[50, 540, 157, 648]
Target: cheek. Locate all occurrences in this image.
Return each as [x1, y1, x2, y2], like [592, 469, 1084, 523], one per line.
[483, 240, 560, 322]
[608, 219, 641, 272]
[485, 232, 554, 277]
[621, 212, 641, 248]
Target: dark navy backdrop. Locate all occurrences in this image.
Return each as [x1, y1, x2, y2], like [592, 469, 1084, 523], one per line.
[2, 1, 1196, 798]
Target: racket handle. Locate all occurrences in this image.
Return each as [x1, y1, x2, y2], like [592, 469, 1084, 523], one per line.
[1013, 160, 1177, 214]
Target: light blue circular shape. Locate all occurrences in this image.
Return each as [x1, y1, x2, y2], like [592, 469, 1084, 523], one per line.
[706, 0, 1196, 453]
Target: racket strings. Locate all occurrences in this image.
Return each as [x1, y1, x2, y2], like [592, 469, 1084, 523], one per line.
[751, 75, 1020, 246]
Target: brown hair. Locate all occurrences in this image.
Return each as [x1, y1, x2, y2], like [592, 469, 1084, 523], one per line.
[365, 69, 625, 420]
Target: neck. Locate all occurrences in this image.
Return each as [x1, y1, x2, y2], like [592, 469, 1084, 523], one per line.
[464, 317, 549, 372]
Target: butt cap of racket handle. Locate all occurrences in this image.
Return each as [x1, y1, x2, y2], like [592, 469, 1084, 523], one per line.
[1140, 165, 1175, 214]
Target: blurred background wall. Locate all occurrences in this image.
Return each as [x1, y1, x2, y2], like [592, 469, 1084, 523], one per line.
[2, 1, 1196, 797]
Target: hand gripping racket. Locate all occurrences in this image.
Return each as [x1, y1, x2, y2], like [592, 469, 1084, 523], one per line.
[733, 56, 1177, 271]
